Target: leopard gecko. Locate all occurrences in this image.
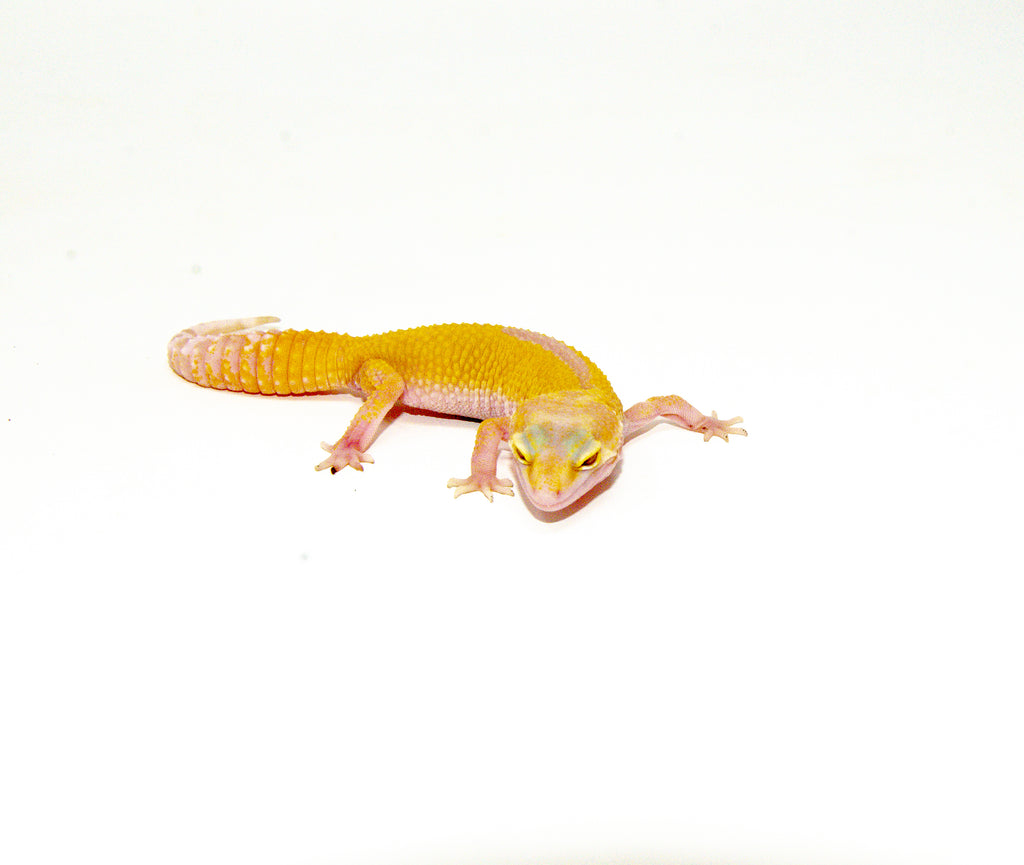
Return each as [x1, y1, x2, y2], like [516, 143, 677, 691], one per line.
[167, 317, 746, 512]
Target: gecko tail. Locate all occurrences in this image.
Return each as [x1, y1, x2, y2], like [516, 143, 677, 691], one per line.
[167, 316, 284, 392]
[168, 316, 344, 396]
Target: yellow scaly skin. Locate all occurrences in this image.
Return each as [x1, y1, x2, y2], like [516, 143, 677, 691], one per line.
[167, 317, 746, 512]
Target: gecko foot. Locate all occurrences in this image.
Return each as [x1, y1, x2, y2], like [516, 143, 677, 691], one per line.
[697, 411, 747, 442]
[316, 441, 374, 473]
[447, 473, 514, 503]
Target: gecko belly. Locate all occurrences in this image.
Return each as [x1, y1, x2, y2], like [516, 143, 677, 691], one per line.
[399, 380, 518, 421]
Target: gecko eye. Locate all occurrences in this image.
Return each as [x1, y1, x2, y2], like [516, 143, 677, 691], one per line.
[510, 439, 532, 465]
[576, 448, 601, 470]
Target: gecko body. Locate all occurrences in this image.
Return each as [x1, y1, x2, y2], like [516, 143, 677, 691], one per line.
[167, 317, 745, 512]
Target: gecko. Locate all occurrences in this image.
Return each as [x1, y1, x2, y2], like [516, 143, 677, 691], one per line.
[167, 317, 746, 512]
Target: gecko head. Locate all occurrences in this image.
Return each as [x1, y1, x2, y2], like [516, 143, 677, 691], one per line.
[508, 391, 623, 512]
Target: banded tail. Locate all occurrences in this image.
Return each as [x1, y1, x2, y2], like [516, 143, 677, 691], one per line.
[167, 317, 346, 395]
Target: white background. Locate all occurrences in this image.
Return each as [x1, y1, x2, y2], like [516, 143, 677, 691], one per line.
[3, 3, 1022, 864]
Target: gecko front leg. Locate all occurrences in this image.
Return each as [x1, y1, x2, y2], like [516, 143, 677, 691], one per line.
[623, 395, 747, 442]
[447, 416, 515, 502]
[316, 360, 405, 473]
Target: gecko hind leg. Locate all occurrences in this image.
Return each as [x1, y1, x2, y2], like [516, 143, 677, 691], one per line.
[315, 360, 404, 474]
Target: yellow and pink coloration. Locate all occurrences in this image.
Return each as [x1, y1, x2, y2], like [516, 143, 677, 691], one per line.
[167, 317, 746, 512]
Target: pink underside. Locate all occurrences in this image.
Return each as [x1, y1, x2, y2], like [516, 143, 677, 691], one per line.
[398, 381, 517, 420]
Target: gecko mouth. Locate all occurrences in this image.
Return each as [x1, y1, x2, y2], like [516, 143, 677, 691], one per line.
[523, 490, 579, 512]
[516, 460, 617, 512]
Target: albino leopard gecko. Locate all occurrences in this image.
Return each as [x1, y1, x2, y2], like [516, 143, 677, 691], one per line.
[167, 317, 746, 512]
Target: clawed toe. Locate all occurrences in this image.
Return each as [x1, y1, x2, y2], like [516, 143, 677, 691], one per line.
[447, 475, 515, 502]
[700, 412, 747, 442]
[316, 441, 373, 473]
